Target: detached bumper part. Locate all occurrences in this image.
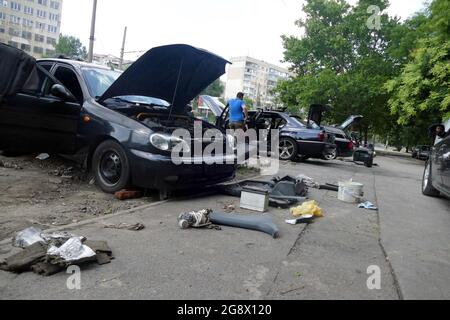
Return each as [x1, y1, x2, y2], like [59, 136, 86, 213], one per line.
[210, 212, 279, 239]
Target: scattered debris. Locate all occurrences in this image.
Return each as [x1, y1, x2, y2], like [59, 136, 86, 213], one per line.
[178, 209, 214, 229]
[104, 222, 145, 231]
[241, 188, 269, 212]
[290, 200, 323, 218]
[1, 228, 113, 276]
[210, 212, 279, 239]
[358, 201, 378, 211]
[0, 159, 23, 170]
[338, 181, 364, 203]
[36, 153, 50, 161]
[221, 175, 307, 209]
[114, 189, 143, 201]
[285, 214, 314, 225]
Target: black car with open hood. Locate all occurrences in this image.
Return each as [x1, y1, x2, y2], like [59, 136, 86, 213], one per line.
[0, 43, 236, 199]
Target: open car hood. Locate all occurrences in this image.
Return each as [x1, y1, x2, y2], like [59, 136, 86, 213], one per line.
[100, 44, 230, 113]
[0, 43, 40, 98]
[340, 115, 363, 130]
[199, 95, 225, 117]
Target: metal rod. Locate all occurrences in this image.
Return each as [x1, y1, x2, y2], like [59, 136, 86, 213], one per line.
[119, 26, 127, 69]
[87, 0, 98, 63]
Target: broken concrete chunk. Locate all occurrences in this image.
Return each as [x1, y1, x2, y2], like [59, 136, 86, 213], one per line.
[0, 242, 47, 273]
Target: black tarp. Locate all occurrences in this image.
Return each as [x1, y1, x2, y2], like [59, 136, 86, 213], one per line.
[0, 43, 40, 100]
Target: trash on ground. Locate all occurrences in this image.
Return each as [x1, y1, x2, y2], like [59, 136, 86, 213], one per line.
[319, 183, 339, 192]
[338, 181, 364, 203]
[290, 200, 323, 218]
[1, 228, 113, 276]
[12, 227, 45, 248]
[104, 222, 145, 231]
[178, 209, 220, 229]
[240, 187, 269, 212]
[358, 201, 378, 211]
[220, 175, 307, 208]
[210, 211, 279, 239]
[47, 237, 96, 265]
[285, 214, 314, 225]
[296, 174, 320, 189]
[36, 153, 50, 161]
[114, 189, 143, 201]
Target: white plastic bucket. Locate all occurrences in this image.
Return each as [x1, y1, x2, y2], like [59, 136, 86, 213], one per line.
[338, 182, 364, 203]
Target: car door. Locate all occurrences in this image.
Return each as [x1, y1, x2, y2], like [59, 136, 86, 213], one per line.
[0, 64, 81, 154]
[438, 134, 450, 195]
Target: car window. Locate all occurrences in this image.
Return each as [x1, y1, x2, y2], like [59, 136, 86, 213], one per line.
[54, 66, 84, 102]
[21, 66, 54, 96]
[82, 67, 121, 98]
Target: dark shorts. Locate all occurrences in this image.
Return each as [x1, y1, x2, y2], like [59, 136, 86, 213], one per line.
[229, 121, 246, 130]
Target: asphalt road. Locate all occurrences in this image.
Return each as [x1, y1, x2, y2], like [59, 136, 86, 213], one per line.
[0, 155, 449, 300]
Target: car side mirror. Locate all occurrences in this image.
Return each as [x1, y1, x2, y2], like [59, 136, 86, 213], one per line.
[50, 84, 75, 102]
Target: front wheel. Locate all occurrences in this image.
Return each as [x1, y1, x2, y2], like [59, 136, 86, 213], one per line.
[323, 148, 337, 161]
[92, 140, 131, 193]
[422, 161, 440, 197]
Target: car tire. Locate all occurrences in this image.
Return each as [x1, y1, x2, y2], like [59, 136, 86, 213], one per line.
[279, 138, 298, 161]
[323, 148, 337, 161]
[422, 161, 440, 197]
[92, 140, 131, 193]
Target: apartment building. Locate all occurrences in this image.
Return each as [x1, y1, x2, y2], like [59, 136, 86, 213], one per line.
[0, 0, 63, 58]
[225, 56, 292, 109]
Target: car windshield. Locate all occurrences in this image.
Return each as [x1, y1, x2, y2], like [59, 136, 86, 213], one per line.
[116, 95, 170, 107]
[82, 67, 121, 98]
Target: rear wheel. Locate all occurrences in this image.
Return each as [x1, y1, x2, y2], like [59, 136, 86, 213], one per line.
[92, 140, 131, 193]
[323, 148, 337, 160]
[279, 138, 298, 161]
[422, 161, 440, 197]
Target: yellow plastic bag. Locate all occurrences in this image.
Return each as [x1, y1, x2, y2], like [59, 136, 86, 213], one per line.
[290, 200, 323, 218]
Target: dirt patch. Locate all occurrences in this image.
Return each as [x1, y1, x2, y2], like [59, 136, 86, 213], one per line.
[0, 153, 153, 241]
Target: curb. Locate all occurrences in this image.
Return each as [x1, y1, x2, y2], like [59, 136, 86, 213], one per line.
[375, 150, 412, 159]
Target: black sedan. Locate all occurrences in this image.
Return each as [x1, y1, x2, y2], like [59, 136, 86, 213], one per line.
[422, 122, 450, 198]
[213, 102, 336, 161]
[0, 43, 236, 199]
[412, 145, 431, 160]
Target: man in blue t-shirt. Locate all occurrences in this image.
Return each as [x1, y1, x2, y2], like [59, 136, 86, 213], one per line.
[227, 92, 248, 130]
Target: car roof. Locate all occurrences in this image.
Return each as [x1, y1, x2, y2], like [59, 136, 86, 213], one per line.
[37, 58, 113, 71]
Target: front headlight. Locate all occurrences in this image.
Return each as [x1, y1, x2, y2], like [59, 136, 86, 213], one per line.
[150, 133, 190, 153]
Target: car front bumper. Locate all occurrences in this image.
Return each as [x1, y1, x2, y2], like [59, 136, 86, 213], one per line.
[128, 149, 236, 190]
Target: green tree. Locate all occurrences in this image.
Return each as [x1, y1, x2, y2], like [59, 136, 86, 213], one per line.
[201, 79, 225, 97]
[53, 35, 88, 60]
[386, 0, 450, 125]
[277, 0, 406, 139]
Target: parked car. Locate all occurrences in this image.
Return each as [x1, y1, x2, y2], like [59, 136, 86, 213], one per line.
[422, 121, 450, 198]
[322, 115, 363, 159]
[215, 103, 336, 161]
[412, 145, 431, 160]
[0, 43, 236, 199]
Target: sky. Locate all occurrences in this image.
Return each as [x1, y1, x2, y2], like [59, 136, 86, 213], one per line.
[60, 0, 427, 67]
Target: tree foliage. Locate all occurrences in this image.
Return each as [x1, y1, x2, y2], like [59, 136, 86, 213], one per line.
[276, 0, 449, 147]
[53, 35, 88, 60]
[201, 79, 225, 97]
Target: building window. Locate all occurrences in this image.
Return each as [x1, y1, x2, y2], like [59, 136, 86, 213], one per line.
[21, 44, 31, 52]
[38, 0, 48, 6]
[24, 6, 33, 15]
[10, 1, 20, 11]
[34, 46, 44, 54]
[50, 1, 60, 10]
[21, 30, 32, 40]
[1, 0, 8, 7]
[22, 18, 33, 27]
[47, 36, 56, 45]
[47, 25, 57, 33]
[35, 34, 44, 42]
[0, 11, 6, 20]
[49, 13, 59, 21]
[36, 10, 47, 19]
[0, 27, 5, 33]
[35, 22, 45, 30]
[9, 15, 20, 24]
[8, 40, 19, 48]
[8, 27, 19, 36]
[46, 49, 55, 56]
